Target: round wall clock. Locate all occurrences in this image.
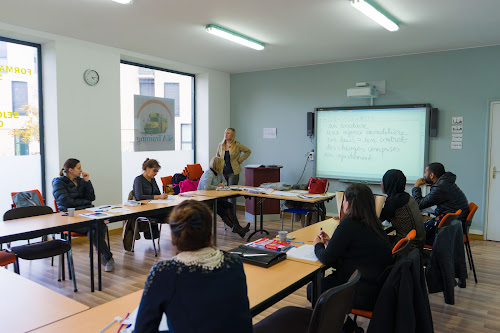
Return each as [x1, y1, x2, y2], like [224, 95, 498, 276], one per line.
[83, 69, 99, 86]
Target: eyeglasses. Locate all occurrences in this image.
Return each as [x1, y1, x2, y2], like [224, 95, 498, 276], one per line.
[153, 168, 159, 173]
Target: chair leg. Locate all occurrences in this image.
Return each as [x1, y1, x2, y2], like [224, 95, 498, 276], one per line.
[148, 222, 158, 257]
[291, 214, 294, 232]
[131, 220, 138, 252]
[281, 211, 284, 231]
[158, 223, 162, 248]
[465, 234, 478, 283]
[13, 257, 20, 274]
[67, 249, 78, 292]
[58, 254, 63, 281]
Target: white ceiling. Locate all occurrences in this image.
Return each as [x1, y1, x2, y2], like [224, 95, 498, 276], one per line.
[2, 0, 500, 73]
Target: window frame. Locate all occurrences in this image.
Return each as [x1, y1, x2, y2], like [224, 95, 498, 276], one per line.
[120, 60, 196, 162]
[0, 36, 45, 198]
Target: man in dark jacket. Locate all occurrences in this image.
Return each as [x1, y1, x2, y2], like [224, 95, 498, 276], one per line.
[412, 162, 469, 245]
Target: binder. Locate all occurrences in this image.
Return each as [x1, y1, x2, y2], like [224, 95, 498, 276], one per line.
[228, 245, 287, 268]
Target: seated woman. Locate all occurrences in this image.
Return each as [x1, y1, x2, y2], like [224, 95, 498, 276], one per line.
[380, 169, 425, 252]
[133, 158, 169, 239]
[311, 183, 392, 310]
[135, 200, 252, 333]
[53, 158, 115, 272]
[197, 157, 250, 238]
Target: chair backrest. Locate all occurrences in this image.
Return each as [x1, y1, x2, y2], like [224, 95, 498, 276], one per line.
[407, 229, 416, 241]
[53, 199, 60, 213]
[186, 164, 203, 180]
[11, 190, 44, 208]
[3, 206, 54, 221]
[335, 191, 386, 218]
[307, 270, 361, 333]
[392, 236, 410, 255]
[437, 209, 462, 229]
[466, 202, 478, 224]
[161, 176, 173, 193]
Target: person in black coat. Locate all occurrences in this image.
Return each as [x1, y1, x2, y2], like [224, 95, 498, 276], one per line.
[310, 183, 393, 310]
[412, 162, 469, 245]
[53, 158, 115, 272]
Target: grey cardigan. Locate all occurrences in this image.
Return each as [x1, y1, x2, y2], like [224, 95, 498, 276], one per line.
[198, 169, 227, 190]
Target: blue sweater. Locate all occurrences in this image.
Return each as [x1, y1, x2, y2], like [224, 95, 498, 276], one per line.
[52, 176, 95, 212]
[135, 251, 252, 333]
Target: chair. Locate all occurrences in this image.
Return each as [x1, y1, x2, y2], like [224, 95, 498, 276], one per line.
[253, 270, 361, 333]
[128, 191, 159, 257]
[423, 209, 462, 250]
[336, 191, 386, 218]
[186, 163, 203, 180]
[0, 250, 19, 274]
[3, 206, 77, 291]
[161, 176, 173, 193]
[392, 229, 417, 256]
[464, 202, 478, 283]
[281, 207, 313, 231]
[11, 190, 45, 208]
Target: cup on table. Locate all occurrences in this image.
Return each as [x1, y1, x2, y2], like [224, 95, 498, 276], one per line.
[67, 208, 75, 217]
[278, 230, 288, 242]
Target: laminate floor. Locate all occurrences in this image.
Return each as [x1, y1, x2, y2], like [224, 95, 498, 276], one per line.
[7, 209, 499, 332]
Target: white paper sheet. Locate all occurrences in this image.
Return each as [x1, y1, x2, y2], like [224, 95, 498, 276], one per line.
[87, 205, 121, 212]
[120, 306, 169, 333]
[286, 245, 318, 261]
[297, 194, 325, 199]
[271, 191, 300, 197]
[79, 212, 114, 219]
[148, 199, 175, 203]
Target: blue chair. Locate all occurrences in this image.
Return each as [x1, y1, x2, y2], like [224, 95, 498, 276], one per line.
[281, 207, 314, 231]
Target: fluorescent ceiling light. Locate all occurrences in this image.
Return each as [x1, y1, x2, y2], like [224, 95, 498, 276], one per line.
[205, 24, 265, 50]
[350, 0, 399, 32]
[112, 0, 133, 4]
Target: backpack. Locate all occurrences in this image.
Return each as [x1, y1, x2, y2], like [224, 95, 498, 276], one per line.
[179, 179, 200, 193]
[172, 173, 187, 195]
[13, 192, 43, 207]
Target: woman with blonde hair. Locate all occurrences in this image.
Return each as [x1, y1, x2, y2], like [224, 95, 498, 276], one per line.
[216, 128, 251, 186]
[198, 157, 250, 238]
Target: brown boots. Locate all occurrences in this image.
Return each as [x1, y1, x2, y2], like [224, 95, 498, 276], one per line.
[221, 209, 250, 238]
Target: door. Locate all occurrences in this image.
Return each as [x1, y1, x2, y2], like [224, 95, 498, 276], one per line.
[486, 101, 500, 240]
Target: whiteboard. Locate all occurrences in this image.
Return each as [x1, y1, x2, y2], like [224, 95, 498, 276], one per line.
[315, 105, 430, 182]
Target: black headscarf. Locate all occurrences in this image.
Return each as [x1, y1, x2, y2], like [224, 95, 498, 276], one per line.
[380, 169, 410, 221]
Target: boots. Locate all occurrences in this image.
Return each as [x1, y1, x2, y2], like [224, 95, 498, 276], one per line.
[221, 215, 235, 229]
[226, 208, 250, 238]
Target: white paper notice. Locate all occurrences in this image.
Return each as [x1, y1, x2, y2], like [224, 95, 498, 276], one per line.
[451, 134, 463, 142]
[286, 245, 318, 261]
[263, 128, 277, 139]
[451, 142, 463, 149]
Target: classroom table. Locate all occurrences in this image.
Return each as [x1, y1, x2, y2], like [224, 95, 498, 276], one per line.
[0, 269, 89, 333]
[31, 259, 322, 332]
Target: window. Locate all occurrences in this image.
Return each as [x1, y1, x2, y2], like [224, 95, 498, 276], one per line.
[139, 78, 155, 97]
[12, 81, 28, 116]
[120, 61, 195, 200]
[181, 124, 192, 150]
[0, 36, 44, 214]
[164, 83, 180, 116]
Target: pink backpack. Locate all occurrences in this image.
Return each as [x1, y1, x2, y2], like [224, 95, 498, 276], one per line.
[179, 179, 200, 193]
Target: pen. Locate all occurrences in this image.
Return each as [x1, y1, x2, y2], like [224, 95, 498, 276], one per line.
[117, 313, 130, 333]
[286, 240, 305, 244]
[243, 253, 269, 257]
[319, 227, 323, 239]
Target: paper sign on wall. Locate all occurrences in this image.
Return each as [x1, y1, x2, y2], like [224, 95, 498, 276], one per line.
[451, 142, 463, 149]
[451, 134, 463, 142]
[452, 117, 464, 124]
[263, 128, 277, 139]
[452, 125, 463, 133]
[134, 95, 175, 151]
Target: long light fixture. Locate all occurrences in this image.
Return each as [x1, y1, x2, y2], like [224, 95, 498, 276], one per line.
[112, 0, 133, 4]
[350, 0, 399, 32]
[205, 24, 265, 50]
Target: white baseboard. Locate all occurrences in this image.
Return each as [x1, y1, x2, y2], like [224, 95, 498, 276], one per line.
[469, 229, 483, 236]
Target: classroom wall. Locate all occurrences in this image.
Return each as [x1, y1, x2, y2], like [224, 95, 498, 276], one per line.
[0, 22, 230, 211]
[231, 45, 500, 234]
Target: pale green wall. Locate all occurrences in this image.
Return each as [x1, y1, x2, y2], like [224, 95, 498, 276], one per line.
[231, 45, 500, 233]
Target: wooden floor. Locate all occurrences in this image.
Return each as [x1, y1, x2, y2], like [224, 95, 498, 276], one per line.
[8, 209, 500, 332]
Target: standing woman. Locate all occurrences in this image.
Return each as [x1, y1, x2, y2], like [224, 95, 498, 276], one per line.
[217, 128, 251, 210]
[53, 158, 115, 272]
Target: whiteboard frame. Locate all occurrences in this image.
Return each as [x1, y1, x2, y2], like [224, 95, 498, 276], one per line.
[314, 104, 431, 183]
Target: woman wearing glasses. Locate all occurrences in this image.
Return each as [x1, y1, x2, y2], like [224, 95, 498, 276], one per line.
[132, 158, 169, 239]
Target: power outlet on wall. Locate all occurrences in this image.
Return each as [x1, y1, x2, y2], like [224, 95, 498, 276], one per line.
[308, 151, 314, 161]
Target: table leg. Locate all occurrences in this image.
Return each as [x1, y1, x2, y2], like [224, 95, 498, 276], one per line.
[246, 197, 270, 241]
[213, 199, 217, 246]
[97, 220, 102, 291]
[89, 225, 94, 292]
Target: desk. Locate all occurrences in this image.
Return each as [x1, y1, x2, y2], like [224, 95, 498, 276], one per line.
[31, 258, 322, 332]
[0, 269, 88, 333]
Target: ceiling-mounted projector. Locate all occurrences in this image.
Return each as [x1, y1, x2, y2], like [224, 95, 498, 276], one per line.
[347, 83, 378, 98]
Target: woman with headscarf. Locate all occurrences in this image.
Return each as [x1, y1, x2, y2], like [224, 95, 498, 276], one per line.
[380, 169, 425, 252]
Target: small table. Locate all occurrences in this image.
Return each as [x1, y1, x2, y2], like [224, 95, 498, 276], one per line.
[0, 269, 88, 333]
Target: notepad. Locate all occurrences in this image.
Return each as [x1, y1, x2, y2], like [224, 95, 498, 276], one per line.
[286, 245, 318, 261]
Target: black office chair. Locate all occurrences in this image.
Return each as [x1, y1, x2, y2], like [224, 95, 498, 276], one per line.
[3, 206, 78, 292]
[253, 270, 361, 333]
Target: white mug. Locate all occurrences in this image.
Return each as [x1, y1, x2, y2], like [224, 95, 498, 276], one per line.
[67, 208, 75, 217]
[278, 230, 288, 242]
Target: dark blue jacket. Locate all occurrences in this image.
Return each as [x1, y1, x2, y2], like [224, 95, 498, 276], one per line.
[53, 176, 95, 212]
